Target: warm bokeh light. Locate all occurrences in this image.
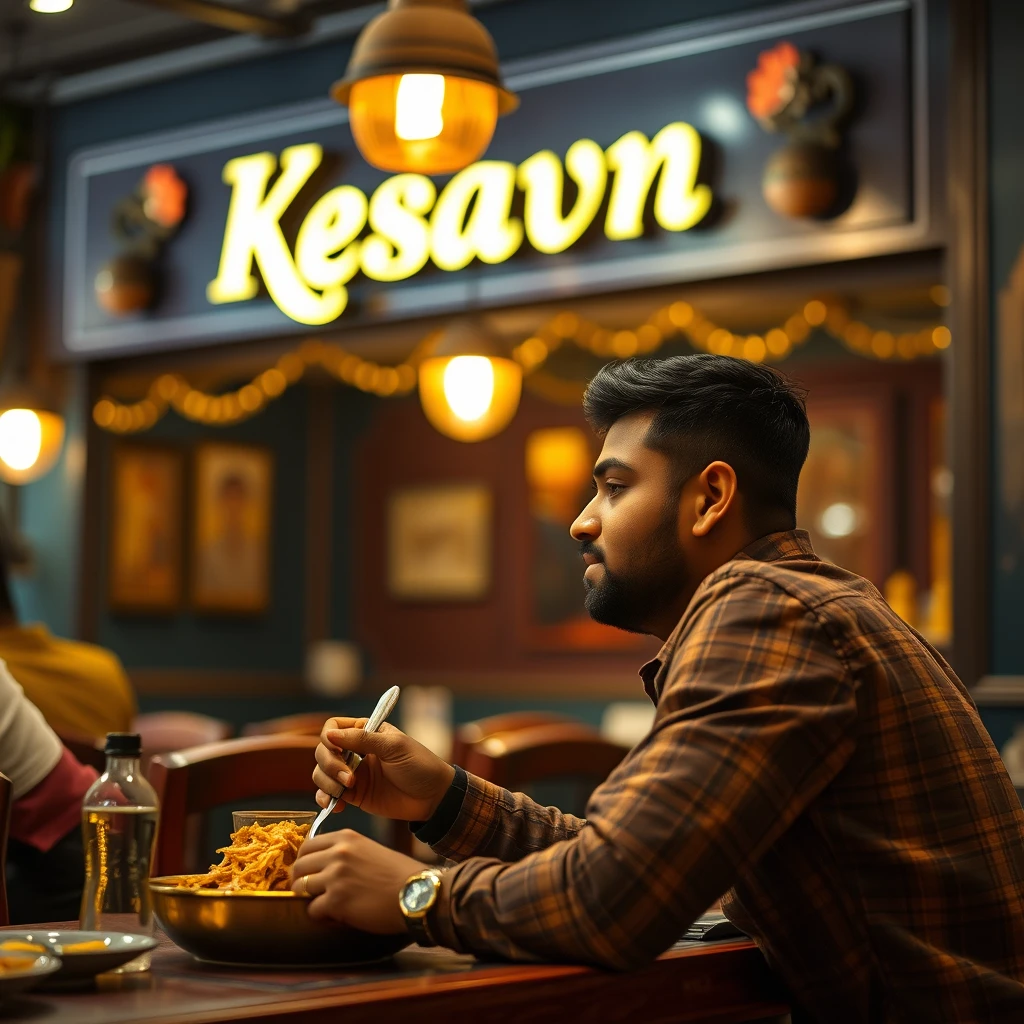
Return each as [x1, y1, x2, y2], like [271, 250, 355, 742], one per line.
[419, 354, 522, 442]
[443, 356, 494, 422]
[349, 74, 500, 174]
[526, 428, 592, 495]
[0, 409, 65, 484]
[30, 0, 73, 12]
[819, 501, 859, 539]
[0, 410, 41, 470]
[395, 74, 446, 141]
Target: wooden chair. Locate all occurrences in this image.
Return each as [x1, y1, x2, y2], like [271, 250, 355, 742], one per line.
[0, 772, 10, 926]
[58, 731, 107, 772]
[462, 722, 629, 796]
[134, 712, 233, 770]
[241, 712, 337, 738]
[148, 735, 320, 875]
[450, 712, 576, 767]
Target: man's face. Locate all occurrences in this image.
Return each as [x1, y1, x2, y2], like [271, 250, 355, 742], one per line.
[569, 411, 690, 636]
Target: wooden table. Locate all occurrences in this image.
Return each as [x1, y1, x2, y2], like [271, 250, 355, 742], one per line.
[0, 930, 790, 1024]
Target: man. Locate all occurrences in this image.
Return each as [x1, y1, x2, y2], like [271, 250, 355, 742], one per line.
[0, 548, 135, 739]
[293, 355, 1024, 1022]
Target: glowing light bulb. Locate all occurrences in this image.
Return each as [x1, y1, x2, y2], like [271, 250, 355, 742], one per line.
[395, 74, 445, 142]
[443, 356, 494, 422]
[30, 0, 74, 12]
[0, 410, 43, 472]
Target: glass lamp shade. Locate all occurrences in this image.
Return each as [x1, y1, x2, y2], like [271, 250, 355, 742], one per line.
[0, 408, 65, 484]
[331, 0, 517, 176]
[419, 354, 522, 442]
[349, 73, 500, 175]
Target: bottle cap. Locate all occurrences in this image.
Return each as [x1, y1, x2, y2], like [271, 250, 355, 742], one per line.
[104, 732, 142, 757]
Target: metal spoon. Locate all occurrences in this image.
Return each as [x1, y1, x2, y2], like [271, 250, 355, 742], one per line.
[307, 685, 400, 839]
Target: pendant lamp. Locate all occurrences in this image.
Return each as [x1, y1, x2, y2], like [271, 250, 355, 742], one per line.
[331, 0, 519, 175]
[0, 384, 65, 485]
[419, 319, 522, 442]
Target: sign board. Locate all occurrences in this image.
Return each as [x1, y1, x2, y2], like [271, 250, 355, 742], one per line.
[61, 0, 928, 360]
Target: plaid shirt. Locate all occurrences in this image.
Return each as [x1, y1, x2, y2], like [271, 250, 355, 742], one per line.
[424, 531, 1024, 1022]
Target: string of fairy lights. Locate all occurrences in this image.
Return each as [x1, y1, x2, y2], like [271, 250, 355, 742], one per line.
[92, 298, 952, 434]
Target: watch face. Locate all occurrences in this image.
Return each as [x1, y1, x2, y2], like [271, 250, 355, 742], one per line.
[403, 877, 435, 913]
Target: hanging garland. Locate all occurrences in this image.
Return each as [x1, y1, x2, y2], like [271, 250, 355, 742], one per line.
[93, 299, 951, 434]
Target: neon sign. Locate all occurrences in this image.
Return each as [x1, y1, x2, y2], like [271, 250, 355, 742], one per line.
[207, 122, 712, 326]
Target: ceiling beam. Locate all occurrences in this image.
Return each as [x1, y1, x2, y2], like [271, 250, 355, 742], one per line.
[126, 0, 311, 39]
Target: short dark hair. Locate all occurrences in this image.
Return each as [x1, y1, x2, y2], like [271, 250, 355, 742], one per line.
[583, 354, 810, 527]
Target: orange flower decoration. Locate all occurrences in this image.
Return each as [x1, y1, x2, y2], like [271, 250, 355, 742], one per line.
[746, 41, 801, 120]
[142, 164, 187, 228]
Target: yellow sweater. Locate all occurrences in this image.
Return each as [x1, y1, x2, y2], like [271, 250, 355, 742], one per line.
[0, 624, 136, 740]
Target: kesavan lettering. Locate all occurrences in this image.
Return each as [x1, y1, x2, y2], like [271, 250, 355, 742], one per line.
[207, 121, 712, 326]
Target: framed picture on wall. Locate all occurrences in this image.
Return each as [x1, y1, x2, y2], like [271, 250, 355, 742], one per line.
[108, 443, 185, 613]
[191, 442, 273, 614]
[388, 484, 492, 601]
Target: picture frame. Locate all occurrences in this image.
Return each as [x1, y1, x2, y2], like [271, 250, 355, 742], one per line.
[388, 483, 492, 601]
[191, 442, 274, 615]
[108, 443, 185, 614]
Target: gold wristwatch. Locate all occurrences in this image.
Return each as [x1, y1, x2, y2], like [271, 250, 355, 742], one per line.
[398, 868, 443, 947]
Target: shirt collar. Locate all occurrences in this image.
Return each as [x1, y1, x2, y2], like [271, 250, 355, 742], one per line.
[638, 529, 815, 705]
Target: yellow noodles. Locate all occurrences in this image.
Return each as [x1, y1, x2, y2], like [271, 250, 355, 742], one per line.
[177, 821, 310, 892]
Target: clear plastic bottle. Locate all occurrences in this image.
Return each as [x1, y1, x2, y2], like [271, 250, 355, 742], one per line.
[80, 733, 160, 972]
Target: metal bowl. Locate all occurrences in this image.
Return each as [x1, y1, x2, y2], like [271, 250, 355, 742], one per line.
[150, 877, 410, 967]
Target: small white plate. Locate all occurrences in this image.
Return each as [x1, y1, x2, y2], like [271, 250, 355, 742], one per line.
[0, 952, 61, 1000]
[0, 930, 157, 982]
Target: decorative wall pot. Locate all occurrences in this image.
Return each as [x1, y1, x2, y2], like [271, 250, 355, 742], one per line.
[747, 41, 854, 221]
[95, 254, 155, 315]
[96, 164, 187, 318]
[762, 142, 839, 219]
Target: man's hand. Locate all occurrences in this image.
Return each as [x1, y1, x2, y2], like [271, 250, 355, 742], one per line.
[290, 830, 424, 934]
[312, 719, 455, 823]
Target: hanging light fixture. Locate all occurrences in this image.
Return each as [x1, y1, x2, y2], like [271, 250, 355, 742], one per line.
[0, 385, 65, 485]
[330, 0, 519, 175]
[419, 319, 522, 442]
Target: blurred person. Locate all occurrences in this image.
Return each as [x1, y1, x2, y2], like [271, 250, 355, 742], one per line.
[0, 660, 97, 923]
[294, 355, 1024, 1023]
[0, 547, 135, 739]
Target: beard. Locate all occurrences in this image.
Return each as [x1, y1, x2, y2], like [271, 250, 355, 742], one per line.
[582, 505, 688, 635]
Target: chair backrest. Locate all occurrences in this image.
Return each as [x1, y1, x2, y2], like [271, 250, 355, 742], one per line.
[134, 712, 233, 769]
[241, 712, 336, 738]
[0, 772, 10, 926]
[463, 723, 629, 794]
[451, 712, 576, 767]
[57, 732, 107, 773]
[148, 735, 319, 875]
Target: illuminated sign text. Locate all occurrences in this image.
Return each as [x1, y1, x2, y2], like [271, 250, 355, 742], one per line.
[207, 122, 712, 326]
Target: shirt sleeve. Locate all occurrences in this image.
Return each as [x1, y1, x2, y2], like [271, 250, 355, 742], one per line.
[0, 659, 63, 799]
[427, 573, 859, 969]
[425, 769, 589, 863]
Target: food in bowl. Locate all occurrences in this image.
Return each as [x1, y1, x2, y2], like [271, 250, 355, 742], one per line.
[0, 956, 40, 974]
[0, 941, 46, 955]
[175, 820, 310, 892]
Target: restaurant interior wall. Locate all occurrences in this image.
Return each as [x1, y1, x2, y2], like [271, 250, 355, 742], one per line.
[23, 0, 972, 738]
